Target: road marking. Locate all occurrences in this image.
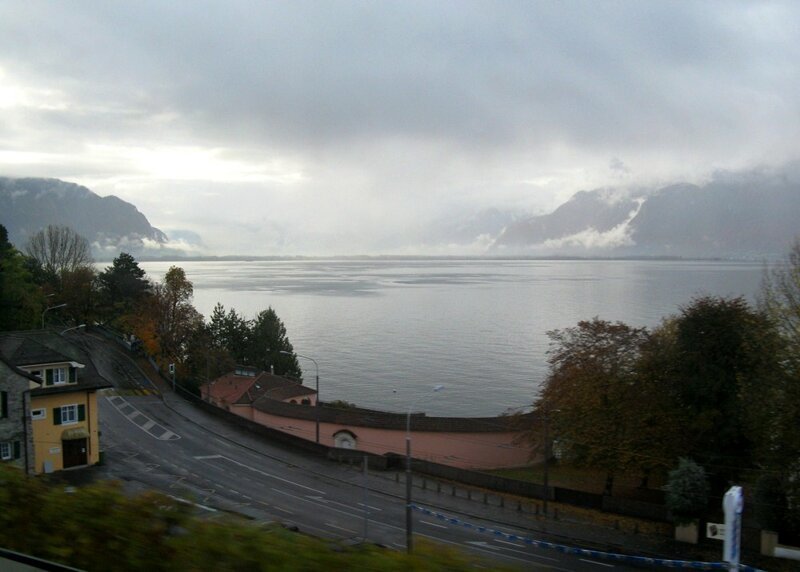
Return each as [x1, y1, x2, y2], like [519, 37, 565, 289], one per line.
[495, 542, 559, 562]
[421, 520, 448, 529]
[194, 455, 223, 460]
[271, 488, 307, 502]
[306, 495, 361, 512]
[357, 502, 382, 512]
[325, 522, 356, 534]
[451, 535, 570, 570]
[168, 495, 217, 513]
[258, 500, 295, 516]
[105, 395, 180, 440]
[213, 456, 325, 495]
[579, 559, 615, 568]
[465, 541, 499, 550]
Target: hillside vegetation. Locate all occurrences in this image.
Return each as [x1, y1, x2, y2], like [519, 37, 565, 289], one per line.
[0, 466, 494, 571]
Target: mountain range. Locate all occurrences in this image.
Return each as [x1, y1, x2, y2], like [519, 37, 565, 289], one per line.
[491, 165, 800, 258]
[0, 177, 170, 258]
[2, 166, 799, 259]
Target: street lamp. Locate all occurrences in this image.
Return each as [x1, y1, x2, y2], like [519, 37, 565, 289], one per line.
[41, 303, 67, 329]
[543, 413, 550, 517]
[60, 324, 86, 335]
[405, 384, 444, 554]
[280, 350, 320, 444]
[541, 407, 559, 517]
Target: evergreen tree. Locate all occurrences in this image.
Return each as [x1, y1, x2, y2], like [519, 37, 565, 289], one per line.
[0, 224, 44, 330]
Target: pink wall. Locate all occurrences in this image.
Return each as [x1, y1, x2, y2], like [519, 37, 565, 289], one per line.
[230, 404, 534, 470]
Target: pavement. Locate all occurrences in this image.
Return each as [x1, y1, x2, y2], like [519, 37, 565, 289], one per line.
[57, 330, 781, 570]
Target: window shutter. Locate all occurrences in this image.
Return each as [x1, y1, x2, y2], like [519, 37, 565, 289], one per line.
[78, 404, 85, 422]
[46, 370, 54, 386]
[13, 441, 20, 459]
[69, 367, 76, 383]
[0, 392, 7, 419]
[53, 407, 62, 425]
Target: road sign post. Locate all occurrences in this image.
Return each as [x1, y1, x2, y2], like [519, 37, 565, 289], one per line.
[723, 486, 743, 570]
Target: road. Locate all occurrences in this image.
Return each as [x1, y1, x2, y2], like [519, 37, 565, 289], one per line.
[77, 331, 647, 571]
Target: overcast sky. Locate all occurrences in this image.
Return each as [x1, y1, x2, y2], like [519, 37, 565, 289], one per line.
[1, 1, 799, 255]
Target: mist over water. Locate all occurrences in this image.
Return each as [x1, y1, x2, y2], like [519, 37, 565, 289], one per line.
[141, 259, 763, 416]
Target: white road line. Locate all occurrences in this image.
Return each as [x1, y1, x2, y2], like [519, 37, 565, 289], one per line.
[494, 543, 560, 562]
[325, 522, 357, 534]
[271, 488, 307, 502]
[270, 488, 386, 524]
[167, 495, 218, 513]
[194, 455, 224, 460]
[445, 535, 570, 570]
[357, 502, 382, 511]
[420, 520, 448, 529]
[215, 455, 325, 495]
[579, 559, 615, 568]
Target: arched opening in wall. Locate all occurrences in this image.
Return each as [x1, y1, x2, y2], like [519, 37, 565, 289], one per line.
[301, 398, 311, 405]
[289, 399, 297, 404]
[333, 430, 357, 450]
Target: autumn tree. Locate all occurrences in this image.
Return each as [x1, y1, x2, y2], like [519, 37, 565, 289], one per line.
[131, 266, 202, 368]
[534, 318, 660, 494]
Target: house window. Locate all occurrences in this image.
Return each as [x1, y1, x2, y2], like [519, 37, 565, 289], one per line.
[53, 404, 85, 426]
[31, 408, 46, 420]
[0, 442, 17, 461]
[60, 404, 78, 425]
[52, 367, 68, 385]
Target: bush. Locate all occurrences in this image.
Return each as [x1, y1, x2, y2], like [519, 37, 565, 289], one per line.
[664, 458, 709, 525]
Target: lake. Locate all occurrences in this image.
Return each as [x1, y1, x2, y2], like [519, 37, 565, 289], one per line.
[139, 258, 764, 416]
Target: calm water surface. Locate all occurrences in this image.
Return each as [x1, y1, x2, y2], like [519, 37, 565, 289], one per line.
[140, 259, 764, 416]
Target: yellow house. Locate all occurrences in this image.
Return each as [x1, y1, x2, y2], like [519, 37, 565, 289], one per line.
[0, 331, 111, 474]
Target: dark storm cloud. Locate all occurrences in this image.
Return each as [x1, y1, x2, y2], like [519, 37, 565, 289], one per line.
[4, 1, 796, 152]
[1, 1, 799, 254]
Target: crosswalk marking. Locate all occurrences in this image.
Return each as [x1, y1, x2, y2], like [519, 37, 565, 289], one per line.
[101, 388, 160, 397]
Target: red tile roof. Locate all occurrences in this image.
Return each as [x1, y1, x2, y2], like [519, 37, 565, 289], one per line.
[202, 369, 316, 406]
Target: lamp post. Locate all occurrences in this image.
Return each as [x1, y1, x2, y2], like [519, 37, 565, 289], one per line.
[41, 303, 67, 329]
[281, 350, 320, 444]
[405, 384, 444, 554]
[543, 412, 550, 517]
[541, 407, 559, 517]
